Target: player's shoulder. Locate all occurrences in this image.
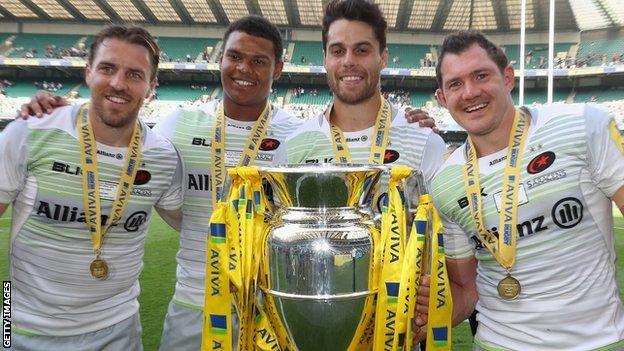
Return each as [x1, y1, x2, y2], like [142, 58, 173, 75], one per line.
[391, 106, 436, 137]
[23, 105, 76, 132]
[528, 103, 608, 130]
[271, 106, 303, 128]
[285, 112, 325, 142]
[143, 120, 178, 155]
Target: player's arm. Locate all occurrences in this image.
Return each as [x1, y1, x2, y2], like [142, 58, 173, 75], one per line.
[613, 186, 624, 216]
[0, 203, 8, 217]
[447, 256, 478, 325]
[155, 207, 183, 232]
[18, 90, 68, 118]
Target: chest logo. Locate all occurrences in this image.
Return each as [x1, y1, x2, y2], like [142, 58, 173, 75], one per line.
[259, 138, 280, 151]
[552, 197, 583, 229]
[383, 149, 400, 164]
[134, 170, 151, 185]
[527, 151, 555, 174]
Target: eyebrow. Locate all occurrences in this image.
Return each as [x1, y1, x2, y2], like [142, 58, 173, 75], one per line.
[225, 48, 270, 60]
[97, 60, 148, 75]
[328, 40, 374, 49]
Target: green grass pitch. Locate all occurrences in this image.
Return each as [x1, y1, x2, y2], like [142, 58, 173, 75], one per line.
[1, 208, 623, 350]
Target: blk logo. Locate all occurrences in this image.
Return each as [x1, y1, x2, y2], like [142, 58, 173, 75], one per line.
[527, 151, 556, 174]
[259, 138, 280, 151]
[125, 211, 147, 232]
[551, 197, 583, 229]
[383, 149, 400, 164]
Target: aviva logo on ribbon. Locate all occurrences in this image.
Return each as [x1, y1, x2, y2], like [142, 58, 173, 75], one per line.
[210, 223, 226, 244]
[385, 282, 399, 304]
[210, 314, 228, 335]
[432, 327, 449, 347]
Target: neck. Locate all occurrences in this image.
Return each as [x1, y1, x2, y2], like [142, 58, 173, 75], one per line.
[222, 96, 268, 122]
[470, 106, 517, 157]
[330, 93, 382, 132]
[89, 112, 137, 147]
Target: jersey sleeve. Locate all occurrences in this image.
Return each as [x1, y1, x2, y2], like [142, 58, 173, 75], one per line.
[155, 148, 184, 210]
[441, 214, 475, 260]
[152, 108, 182, 141]
[0, 120, 29, 204]
[585, 104, 624, 197]
[419, 131, 448, 190]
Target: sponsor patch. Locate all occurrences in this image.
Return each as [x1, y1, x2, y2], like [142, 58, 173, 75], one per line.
[259, 138, 280, 151]
[527, 151, 556, 174]
[134, 170, 151, 185]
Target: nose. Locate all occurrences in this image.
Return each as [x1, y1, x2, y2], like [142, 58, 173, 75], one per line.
[237, 59, 251, 74]
[109, 72, 127, 91]
[343, 49, 356, 67]
[462, 80, 481, 100]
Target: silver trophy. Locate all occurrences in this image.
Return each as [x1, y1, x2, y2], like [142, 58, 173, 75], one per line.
[259, 163, 385, 351]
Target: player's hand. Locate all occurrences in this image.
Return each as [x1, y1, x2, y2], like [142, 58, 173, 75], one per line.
[405, 107, 439, 134]
[18, 91, 68, 119]
[413, 274, 430, 343]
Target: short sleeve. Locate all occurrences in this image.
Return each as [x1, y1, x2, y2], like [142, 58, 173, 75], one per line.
[0, 120, 29, 203]
[585, 104, 624, 197]
[440, 211, 475, 260]
[152, 108, 182, 141]
[155, 150, 184, 210]
[420, 132, 447, 188]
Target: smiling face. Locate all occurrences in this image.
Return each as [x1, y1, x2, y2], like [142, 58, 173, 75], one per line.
[436, 43, 516, 138]
[85, 37, 155, 129]
[324, 19, 387, 105]
[219, 31, 283, 113]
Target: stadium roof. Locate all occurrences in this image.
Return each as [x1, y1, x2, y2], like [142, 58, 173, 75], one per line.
[0, 0, 623, 33]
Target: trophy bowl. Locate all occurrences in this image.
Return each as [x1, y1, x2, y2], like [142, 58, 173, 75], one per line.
[259, 164, 385, 351]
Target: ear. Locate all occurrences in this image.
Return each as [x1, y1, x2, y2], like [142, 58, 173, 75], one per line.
[503, 63, 515, 92]
[273, 60, 284, 80]
[380, 47, 388, 70]
[435, 88, 447, 108]
[146, 78, 158, 99]
[84, 64, 92, 88]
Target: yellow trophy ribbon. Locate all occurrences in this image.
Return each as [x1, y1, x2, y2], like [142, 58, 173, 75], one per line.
[373, 166, 410, 350]
[608, 119, 624, 154]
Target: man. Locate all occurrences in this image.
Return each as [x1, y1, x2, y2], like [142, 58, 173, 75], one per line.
[277, 0, 448, 344]
[280, 0, 445, 220]
[0, 25, 182, 350]
[430, 30, 624, 350]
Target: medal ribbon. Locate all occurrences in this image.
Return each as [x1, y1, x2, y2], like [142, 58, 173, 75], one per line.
[608, 119, 624, 154]
[76, 103, 142, 258]
[210, 100, 272, 206]
[462, 109, 530, 270]
[329, 97, 393, 164]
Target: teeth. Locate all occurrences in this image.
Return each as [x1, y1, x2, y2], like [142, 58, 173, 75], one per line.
[341, 76, 362, 81]
[465, 103, 487, 112]
[234, 79, 253, 86]
[107, 96, 128, 104]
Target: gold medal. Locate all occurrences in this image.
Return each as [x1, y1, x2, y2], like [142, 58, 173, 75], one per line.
[90, 257, 109, 280]
[497, 274, 521, 300]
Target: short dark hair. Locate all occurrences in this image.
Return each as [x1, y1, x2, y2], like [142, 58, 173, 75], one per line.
[322, 0, 387, 53]
[222, 15, 283, 62]
[89, 25, 160, 81]
[436, 30, 509, 88]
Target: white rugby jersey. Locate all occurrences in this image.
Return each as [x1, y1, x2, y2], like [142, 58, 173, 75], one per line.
[431, 104, 624, 350]
[0, 105, 183, 336]
[278, 104, 447, 210]
[153, 100, 302, 308]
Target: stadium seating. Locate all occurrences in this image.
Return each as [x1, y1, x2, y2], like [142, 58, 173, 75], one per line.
[289, 87, 332, 105]
[387, 44, 431, 68]
[156, 37, 218, 62]
[503, 43, 573, 68]
[291, 41, 324, 66]
[156, 84, 214, 101]
[7, 33, 85, 58]
[410, 90, 434, 107]
[511, 88, 570, 105]
[577, 38, 624, 66]
[574, 88, 624, 103]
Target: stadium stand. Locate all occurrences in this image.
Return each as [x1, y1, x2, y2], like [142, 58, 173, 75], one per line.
[503, 43, 574, 68]
[291, 41, 324, 66]
[387, 44, 432, 68]
[573, 87, 624, 103]
[156, 37, 218, 62]
[511, 89, 571, 105]
[7, 33, 86, 58]
[577, 38, 624, 67]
